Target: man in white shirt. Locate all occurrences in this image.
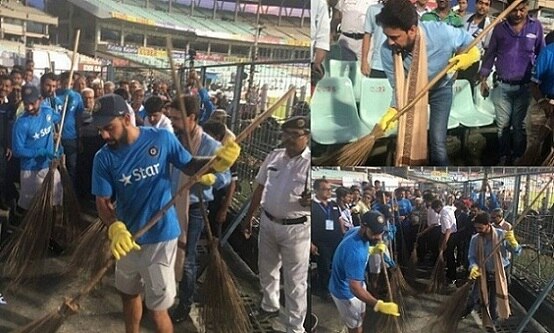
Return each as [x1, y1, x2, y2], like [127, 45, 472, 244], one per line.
[333, 0, 376, 61]
[432, 199, 458, 284]
[417, 199, 442, 266]
[360, 0, 388, 78]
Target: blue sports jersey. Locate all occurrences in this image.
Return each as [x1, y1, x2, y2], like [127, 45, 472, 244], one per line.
[56, 88, 84, 140]
[329, 227, 370, 299]
[12, 105, 60, 170]
[92, 127, 192, 244]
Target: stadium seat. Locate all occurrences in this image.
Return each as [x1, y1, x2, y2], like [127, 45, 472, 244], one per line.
[450, 80, 494, 127]
[359, 77, 394, 134]
[328, 59, 363, 101]
[311, 77, 371, 145]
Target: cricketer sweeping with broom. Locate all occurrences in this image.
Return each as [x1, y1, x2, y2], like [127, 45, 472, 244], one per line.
[12, 85, 62, 216]
[90, 94, 240, 333]
[376, 0, 480, 165]
[329, 211, 400, 333]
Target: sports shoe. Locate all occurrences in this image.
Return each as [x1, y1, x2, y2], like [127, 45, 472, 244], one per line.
[170, 304, 191, 324]
[249, 307, 279, 321]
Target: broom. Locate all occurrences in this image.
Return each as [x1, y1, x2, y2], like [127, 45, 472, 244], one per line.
[376, 256, 403, 333]
[517, 122, 552, 165]
[428, 176, 553, 332]
[314, 0, 524, 167]
[65, 218, 109, 279]
[0, 161, 57, 290]
[426, 250, 445, 293]
[198, 196, 252, 332]
[15, 89, 298, 332]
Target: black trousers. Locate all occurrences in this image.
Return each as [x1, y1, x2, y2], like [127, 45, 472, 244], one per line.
[445, 232, 460, 281]
[315, 245, 334, 293]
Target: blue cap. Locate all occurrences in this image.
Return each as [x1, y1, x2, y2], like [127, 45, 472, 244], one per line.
[91, 94, 129, 128]
[361, 211, 387, 233]
[22, 85, 40, 104]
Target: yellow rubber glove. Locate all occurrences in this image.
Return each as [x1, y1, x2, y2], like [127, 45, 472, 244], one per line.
[199, 173, 216, 186]
[505, 230, 519, 248]
[448, 46, 480, 73]
[108, 221, 141, 260]
[212, 139, 241, 172]
[369, 242, 388, 255]
[469, 265, 481, 280]
[374, 300, 400, 316]
[378, 107, 398, 133]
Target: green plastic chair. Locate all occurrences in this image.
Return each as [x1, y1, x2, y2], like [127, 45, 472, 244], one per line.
[328, 59, 363, 101]
[359, 77, 394, 134]
[450, 80, 494, 127]
[474, 82, 496, 118]
[311, 77, 371, 145]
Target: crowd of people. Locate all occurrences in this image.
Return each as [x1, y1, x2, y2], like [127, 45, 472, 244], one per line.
[312, 0, 554, 166]
[311, 177, 523, 332]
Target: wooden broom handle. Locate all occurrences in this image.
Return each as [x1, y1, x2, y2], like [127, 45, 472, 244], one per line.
[386, 0, 524, 127]
[55, 29, 81, 152]
[166, 37, 192, 151]
[133, 87, 296, 240]
[381, 256, 402, 332]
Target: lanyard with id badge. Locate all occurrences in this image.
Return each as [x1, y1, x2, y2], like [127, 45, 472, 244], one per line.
[319, 203, 334, 231]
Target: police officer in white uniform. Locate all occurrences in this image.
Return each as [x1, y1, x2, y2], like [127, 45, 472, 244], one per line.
[312, 0, 331, 86]
[243, 116, 311, 333]
[333, 0, 376, 61]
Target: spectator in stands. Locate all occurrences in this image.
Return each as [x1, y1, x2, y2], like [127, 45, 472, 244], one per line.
[332, 0, 373, 61]
[130, 80, 141, 97]
[118, 80, 130, 94]
[186, 72, 214, 125]
[131, 88, 146, 122]
[455, 0, 471, 19]
[311, 0, 330, 90]
[350, 185, 361, 208]
[104, 81, 115, 95]
[522, 28, 554, 162]
[336, 186, 354, 233]
[143, 96, 173, 133]
[377, 0, 478, 165]
[361, 0, 388, 78]
[480, 0, 544, 165]
[10, 69, 23, 88]
[414, 0, 431, 17]
[209, 109, 235, 141]
[203, 120, 238, 237]
[92, 80, 104, 99]
[25, 59, 40, 87]
[73, 76, 87, 94]
[23, 69, 34, 87]
[159, 82, 171, 100]
[0, 66, 7, 76]
[421, 0, 464, 27]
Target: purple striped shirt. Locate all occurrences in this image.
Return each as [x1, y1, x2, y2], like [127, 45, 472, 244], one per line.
[480, 17, 544, 82]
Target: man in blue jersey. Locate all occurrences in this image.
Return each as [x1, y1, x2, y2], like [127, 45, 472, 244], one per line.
[377, 0, 479, 165]
[56, 71, 84, 188]
[167, 95, 232, 323]
[329, 211, 400, 333]
[12, 85, 61, 213]
[40, 72, 61, 112]
[91, 94, 240, 333]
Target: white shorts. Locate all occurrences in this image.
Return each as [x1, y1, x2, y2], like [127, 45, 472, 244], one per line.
[18, 168, 62, 210]
[332, 295, 366, 329]
[115, 239, 178, 311]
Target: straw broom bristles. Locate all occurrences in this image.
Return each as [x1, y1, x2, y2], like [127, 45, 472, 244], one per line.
[313, 124, 384, 166]
[407, 240, 419, 280]
[517, 124, 551, 166]
[376, 258, 403, 333]
[390, 266, 417, 296]
[66, 219, 110, 278]
[426, 252, 445, 293]
[55, 163, 82, 246]
[542, 148, 554, 166]
[426, 280, 474, 333]
[198, 197, 252, 333]
[0, 165, 56, 290]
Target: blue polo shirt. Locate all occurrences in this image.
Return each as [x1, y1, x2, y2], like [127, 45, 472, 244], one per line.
[381, 21, 474, 106]
[329, 227, 369, 299]
[92, 127, 192, 244]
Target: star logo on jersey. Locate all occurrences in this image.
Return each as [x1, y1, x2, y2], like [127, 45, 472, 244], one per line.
[148, 146, 159, 157]
[118, 174, 132, 186]
[46, 114, 52, 122]
[32, 132, 40, 140]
